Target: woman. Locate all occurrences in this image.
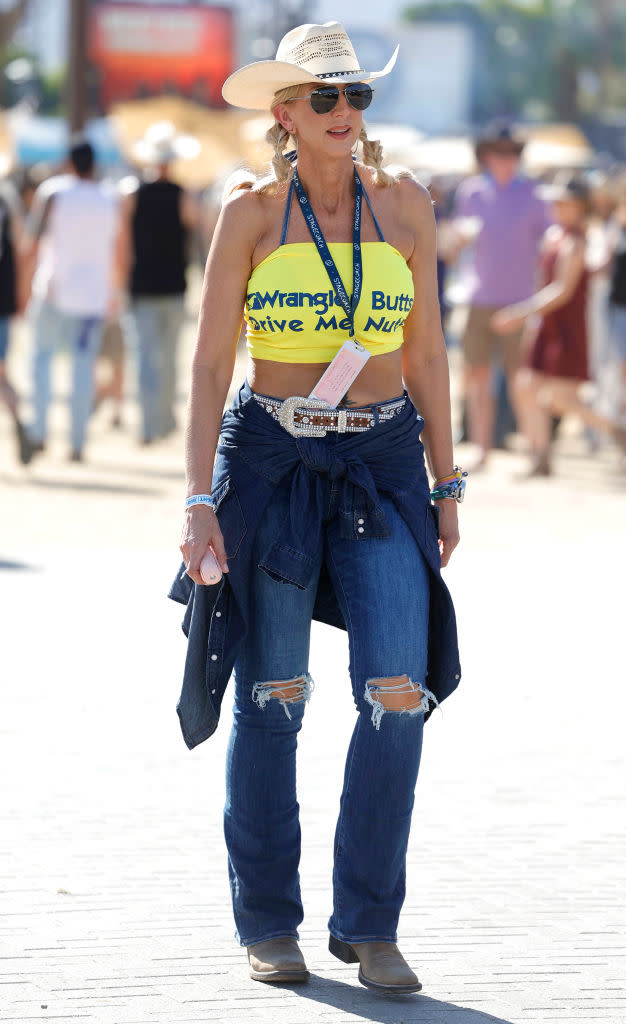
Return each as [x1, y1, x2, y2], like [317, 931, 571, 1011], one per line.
[174, 22, 462, 993]
[607, 175, 626, 435]
[493, 174, 626, 475]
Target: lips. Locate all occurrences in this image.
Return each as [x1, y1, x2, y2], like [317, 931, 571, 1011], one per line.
[327, 127, 351, 138]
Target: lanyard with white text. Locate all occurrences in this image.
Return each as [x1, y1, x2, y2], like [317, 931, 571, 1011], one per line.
[291, 167, 364, 346]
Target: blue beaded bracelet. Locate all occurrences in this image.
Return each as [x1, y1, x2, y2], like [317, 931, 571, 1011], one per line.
[185, 494, 214, 511]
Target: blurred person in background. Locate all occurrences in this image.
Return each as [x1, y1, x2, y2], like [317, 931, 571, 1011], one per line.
[606, 173, 626, 436]
[93, 317, 125, 430]
[453, 123, 548, 469]
[24, 138, 124, 461]
[0, 155, 34, 464]
[492, 174, 626, 476]
[586, 172, 616, 389]
[123, 122, 200, 445]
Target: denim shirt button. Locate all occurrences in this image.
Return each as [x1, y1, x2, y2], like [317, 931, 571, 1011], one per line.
[357, 526, 365, 534]
[211, 654, 218, 661]
[215, 611, 222, 618]
[357, 518, 365, 525]
[455, 673, 460, 679]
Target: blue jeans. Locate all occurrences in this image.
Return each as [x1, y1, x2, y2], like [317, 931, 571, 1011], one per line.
[30, 299, 104, 452]
[126, 295, 185, 442]
[224, 475, 433, 947]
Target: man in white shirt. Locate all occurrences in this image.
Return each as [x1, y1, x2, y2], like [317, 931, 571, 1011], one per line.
[26, 138, 123, 460]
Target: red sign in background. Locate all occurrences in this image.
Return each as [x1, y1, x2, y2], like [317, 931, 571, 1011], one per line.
[89, 2, 235, 109]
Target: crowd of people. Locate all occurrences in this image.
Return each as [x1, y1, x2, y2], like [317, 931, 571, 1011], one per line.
[1, 117, 626, 476]
[0, 121, 200, 463]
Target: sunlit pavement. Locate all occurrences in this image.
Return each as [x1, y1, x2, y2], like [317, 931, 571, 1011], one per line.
[1, 304, 625, 1024]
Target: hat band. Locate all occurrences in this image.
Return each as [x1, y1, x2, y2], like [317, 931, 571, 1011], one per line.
[316, 68, 365, 79]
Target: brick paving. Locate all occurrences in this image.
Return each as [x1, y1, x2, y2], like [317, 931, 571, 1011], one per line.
[1, 306, 625, 1023]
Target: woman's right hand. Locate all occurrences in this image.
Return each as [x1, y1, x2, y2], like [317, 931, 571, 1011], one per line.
[180, 506, 229, 586]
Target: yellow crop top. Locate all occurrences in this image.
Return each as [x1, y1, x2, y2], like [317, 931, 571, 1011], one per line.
[245, 242, 414, 363]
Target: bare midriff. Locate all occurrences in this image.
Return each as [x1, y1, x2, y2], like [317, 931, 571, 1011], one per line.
[248, 348, 404, 406]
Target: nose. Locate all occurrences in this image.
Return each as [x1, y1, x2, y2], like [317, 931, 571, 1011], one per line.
[332, 88, 352, 116]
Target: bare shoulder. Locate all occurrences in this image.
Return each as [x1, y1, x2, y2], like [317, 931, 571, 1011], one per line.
[215, 186, 270, 254]
[393, 175, 434, 225]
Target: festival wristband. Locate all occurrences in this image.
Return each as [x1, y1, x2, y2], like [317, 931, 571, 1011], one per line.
[430, 467, 467, 503]
[185, 494, 214, 511]
[434, 466, 464, 487]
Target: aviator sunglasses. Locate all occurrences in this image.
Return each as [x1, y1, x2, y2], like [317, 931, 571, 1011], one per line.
[291, 82, 373, 115]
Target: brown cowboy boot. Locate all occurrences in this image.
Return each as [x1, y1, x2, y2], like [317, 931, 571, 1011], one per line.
[329, 936, 422, 993]
[247, 936, 310, 983]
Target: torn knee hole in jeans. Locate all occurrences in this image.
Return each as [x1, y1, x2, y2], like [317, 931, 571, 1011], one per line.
[364, 674, 439, 730]
[251, 673, 314, 719]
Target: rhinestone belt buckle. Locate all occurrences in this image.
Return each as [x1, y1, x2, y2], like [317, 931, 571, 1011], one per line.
[278, 396, 331, 437]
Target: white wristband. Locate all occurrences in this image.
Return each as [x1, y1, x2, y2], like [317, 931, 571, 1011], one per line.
[185, 494, 214, 511]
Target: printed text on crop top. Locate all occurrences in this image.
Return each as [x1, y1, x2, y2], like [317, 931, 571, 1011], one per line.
[244, 175, 415, 364]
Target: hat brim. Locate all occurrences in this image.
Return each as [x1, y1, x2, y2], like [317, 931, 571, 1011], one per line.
[475, 139, 525, 160]
[536, 183, 589, 205]
[222, 46, 399, 111]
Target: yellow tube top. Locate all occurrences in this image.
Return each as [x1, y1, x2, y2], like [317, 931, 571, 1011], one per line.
[245, 242, 414, 363]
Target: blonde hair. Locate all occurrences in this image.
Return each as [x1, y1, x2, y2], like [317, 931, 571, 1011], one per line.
[223, 84, 411, 200]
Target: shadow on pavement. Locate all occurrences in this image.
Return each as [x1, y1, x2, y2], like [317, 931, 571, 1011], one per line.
[282, 976, 514, 1023]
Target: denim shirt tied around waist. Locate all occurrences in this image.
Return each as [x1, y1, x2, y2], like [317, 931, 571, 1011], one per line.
[168, 381, 461, 750]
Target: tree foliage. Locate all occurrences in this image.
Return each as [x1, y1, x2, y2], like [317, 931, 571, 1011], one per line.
[403, 0, 626, 122]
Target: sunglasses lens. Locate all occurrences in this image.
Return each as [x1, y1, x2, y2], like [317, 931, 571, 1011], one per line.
[345, 83, 373, 111]
[309, 87, 339, 114]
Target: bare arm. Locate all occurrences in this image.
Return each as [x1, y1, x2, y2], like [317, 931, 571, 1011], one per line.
[180, 189, 262, 584]
[399, 179, 459, 567]
[492, 232, 586, 333]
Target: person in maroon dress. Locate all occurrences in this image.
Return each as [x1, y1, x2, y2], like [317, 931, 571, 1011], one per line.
[492, 174, 626, 475]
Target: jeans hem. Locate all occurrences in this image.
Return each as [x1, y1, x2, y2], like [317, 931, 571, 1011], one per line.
[328, 926, 398, 944]
[237, 928, 300, 948]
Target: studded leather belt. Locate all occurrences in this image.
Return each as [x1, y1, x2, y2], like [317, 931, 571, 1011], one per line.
[253, 393, 407, 438]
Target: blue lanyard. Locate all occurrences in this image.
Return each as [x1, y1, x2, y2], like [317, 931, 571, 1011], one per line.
[291, 167, 363, 339]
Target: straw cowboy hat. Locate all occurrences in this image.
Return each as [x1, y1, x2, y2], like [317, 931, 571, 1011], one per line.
[222, 21, 399, 111]
[131, 121, 201, 165]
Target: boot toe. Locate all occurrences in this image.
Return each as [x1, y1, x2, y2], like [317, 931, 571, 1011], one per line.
[247, 937, 309, 983]
[352, 942, 422, 994]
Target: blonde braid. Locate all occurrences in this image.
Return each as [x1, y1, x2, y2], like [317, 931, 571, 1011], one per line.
[266, 122, 293, 184]
[358, 126, 395, 188]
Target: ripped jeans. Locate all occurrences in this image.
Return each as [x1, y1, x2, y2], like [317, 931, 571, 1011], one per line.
[224, 480, 434, 947]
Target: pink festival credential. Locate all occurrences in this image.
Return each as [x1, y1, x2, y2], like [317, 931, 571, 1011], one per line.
[308, 339, 370, 408]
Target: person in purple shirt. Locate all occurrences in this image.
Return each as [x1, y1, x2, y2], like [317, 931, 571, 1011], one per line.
[454, 123, 549, 468]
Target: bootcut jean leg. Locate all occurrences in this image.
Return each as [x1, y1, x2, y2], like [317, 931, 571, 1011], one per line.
[325, 494, 432, 943]
[224, 486, 322, 946]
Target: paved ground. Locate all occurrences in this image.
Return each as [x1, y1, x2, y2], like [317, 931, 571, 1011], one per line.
[1, 302, 626, 1024]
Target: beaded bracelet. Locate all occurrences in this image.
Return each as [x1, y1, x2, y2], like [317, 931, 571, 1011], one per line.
[185, 494, 214, 511]
[430, 466, 467, 503]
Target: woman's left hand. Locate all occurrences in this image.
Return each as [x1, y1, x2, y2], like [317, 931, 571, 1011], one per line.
[436, 500, 460, 567]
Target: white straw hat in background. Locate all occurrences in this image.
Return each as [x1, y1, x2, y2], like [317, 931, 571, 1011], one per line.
[131, 121, 201, 166]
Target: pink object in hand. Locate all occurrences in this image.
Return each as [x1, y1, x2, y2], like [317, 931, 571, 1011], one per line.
[200, 548, 223, 585]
